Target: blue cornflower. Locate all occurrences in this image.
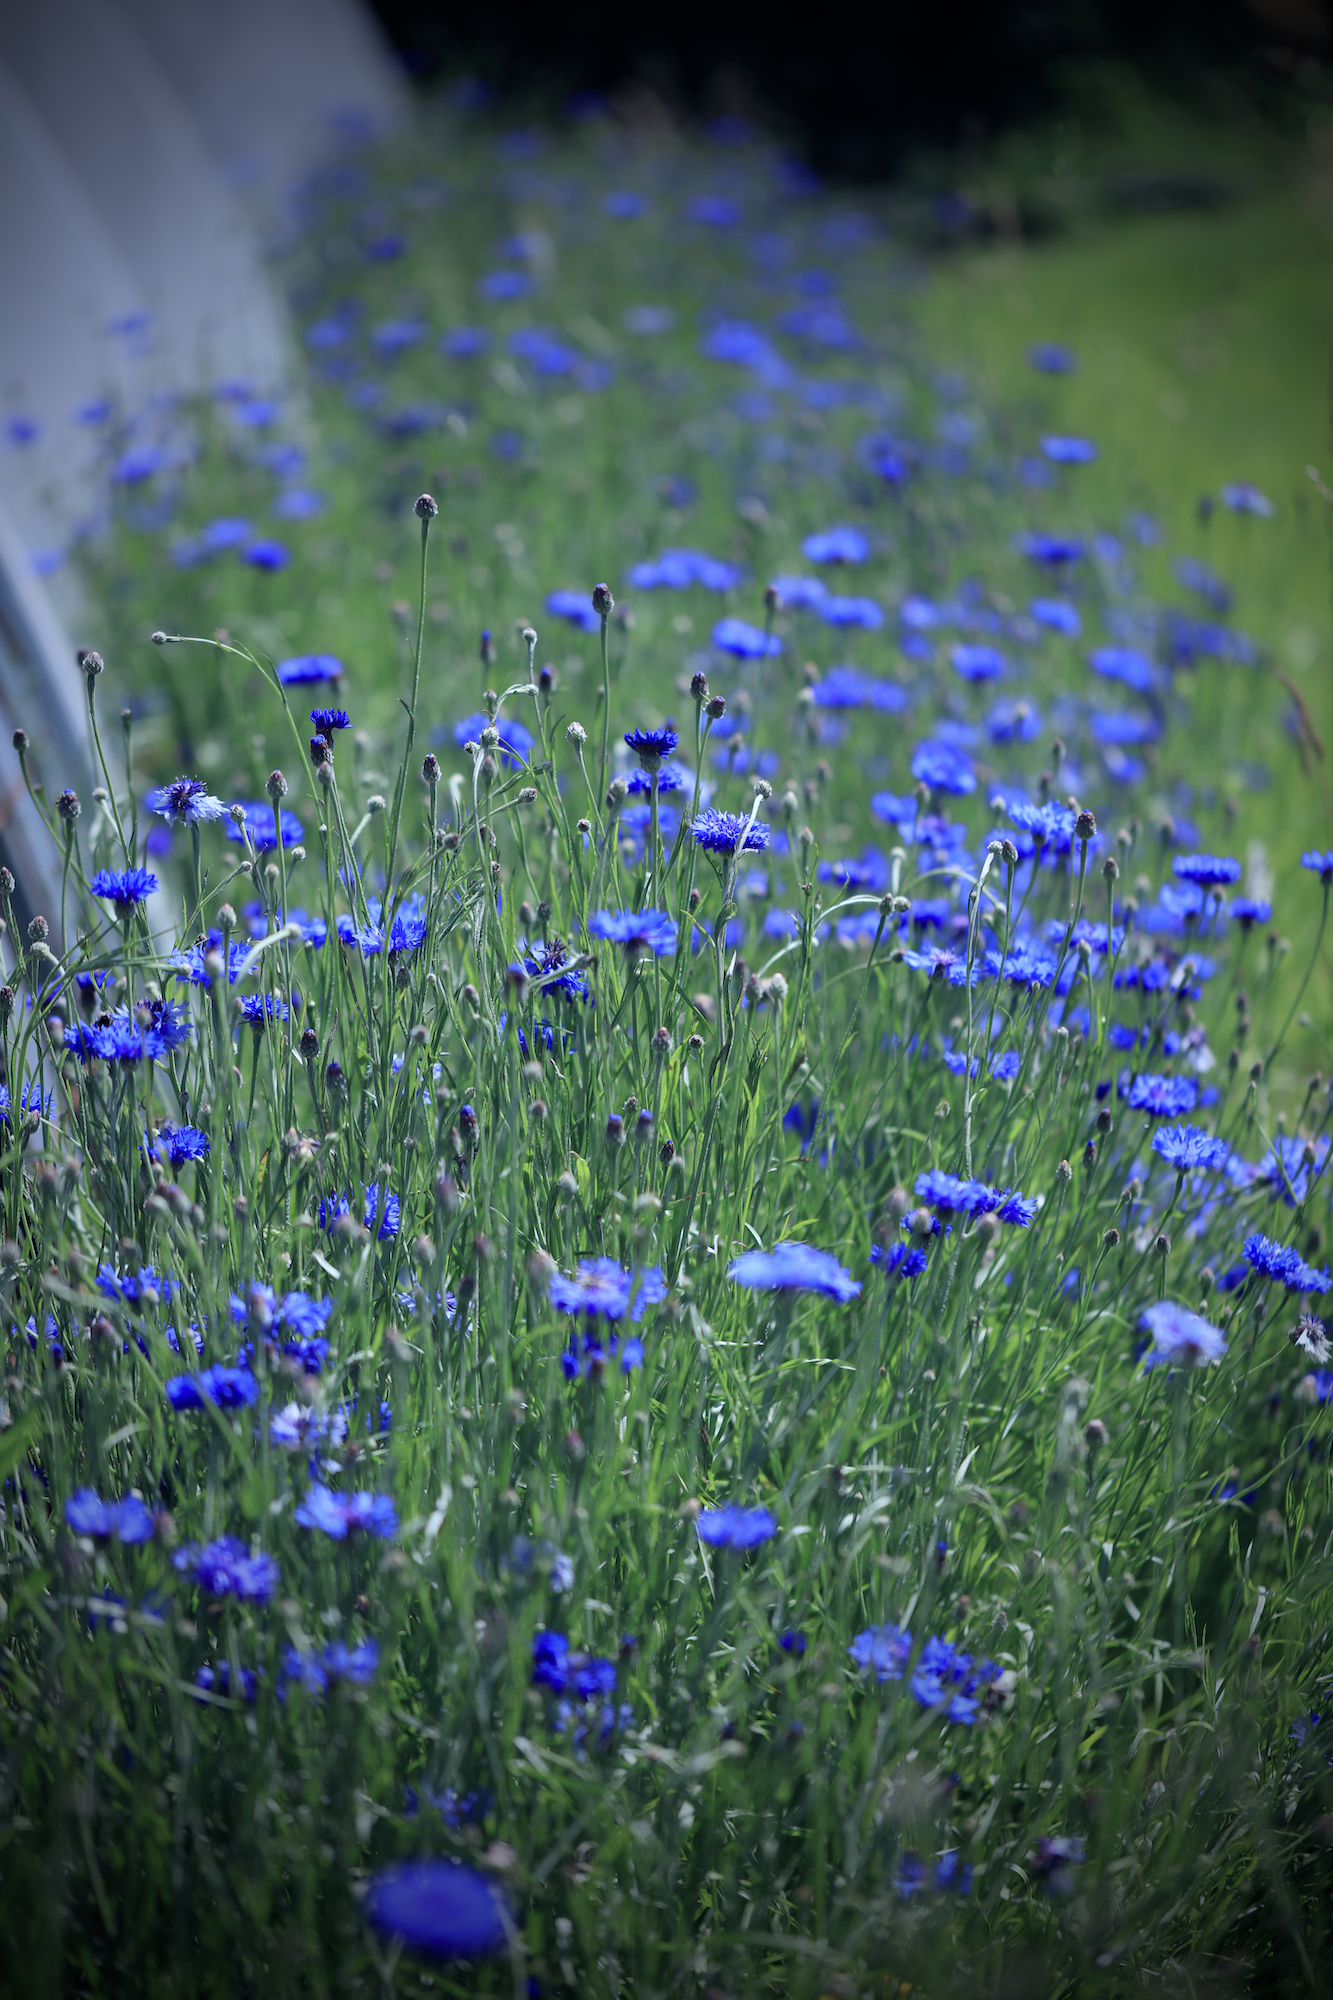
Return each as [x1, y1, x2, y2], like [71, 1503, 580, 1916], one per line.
[987, 699, 1043, 743]
[170, 931, 251, 986]
[1221, 481, 1274, 517]
[152, 1123, 209, 1169]
[696, 1504, 778, 1550]
[144, 778, 225, 826]
[819, 595, 884, 629]
[1152, 1124, 1229, 1174]
[343, 893, 428, 957]
[586, 908, 677, 956]
[448, 712, 534, 767]
[366, 1861, 510, 1957]
[981, 943, 1059, 989]
[910, 742, 975, 795]
[1230, 896, 1271, 927]
[91, 866, 157, 913]
[810, 668, 908, 711]
[802, 524, 869, 563]
[317, 1185, 401, 1240]
[913, 1171, 1000, 1218]
[294, 1484, 399, 1540]
[165, 1366, 259, 1412]
[71, 1015, 171, 1065]
[173, 1536, 279, 1604]
[310, 707, 351, 733]
[711, 617, 781, 658]
[950, 642, 1007, 682]
[727, 1242, 861, 1300]
[779, 1629, 808, 1655]
[1030, 597, 1081, 635]
[627, 760, 688, 794]
[225, 803, 304, 851]
[1088, 645, 1153, 692]
[561, 1329, 645, 1379]
[65, 1488, 155, 1544]
[1173, 853, 1241, 888]
[1041, 435, 1097, 463]
[624, 725, 680, 766]
[1243, 1234, 1331, 1295]
[910, 1635, 1000, 1723]
[1301, 849, 1333, 883]
[0, 1081, 53, 1124]
[276, 654, 343, 685]
[1016, 531, 1084, 564]
[691, 809, 770, 854]
[768, 573, 827, 610]
[1139, 1300, 1228, 1369]
[97, 1263, 173, 1309]
[1122, 1071, 1199, 1118]
[849, 1623, 913, 1682]
[871, 1242, 928, 1280]
[236, 993, 287, 1030]
[195, 1661, 259, 1703]
[547, 1259, 667, 1323]
[1028, 343, 1076, 373]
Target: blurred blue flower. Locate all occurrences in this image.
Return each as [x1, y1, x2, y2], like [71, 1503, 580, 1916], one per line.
[173, 1536, 279, 1604]
[728, 1242, 861, 1299]
[1041, 435, 1097, 463]
[1152, 1124, 1228, 1173]
[547, 1259, 666, 1323]
[587, 908, 677, 956]
[1122, 1072, 1199, 1118]
[1030, 597, 1081, 635]
[1173, 853, 1241, 888]
[1027, 343, 1076, 373]
[165, 1366, 259, 1412]
[277, 653, 343, 685]
[910, 742, 975, 795]
[1139, 1300, 1227, 1369]
[1016, 531, 1084, 565]
[803, 525, 869, 564]
[951, 642, 1007, 682]
[65, 1488, 155, 1544]
[294, 1484, 399, 1540]
[1243, 1234, 1330, 1295]
[696, 1504, 777, 1549]
[366, 1861, 509, 1957]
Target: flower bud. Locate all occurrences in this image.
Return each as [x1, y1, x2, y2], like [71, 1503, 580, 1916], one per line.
[13, 728, 29, 755]
[414, 492, 439, 519]
[566, 720, 587, 748]
[422, 752, 440, 784]
[1075, 808, 1097, 842]
[78, 648, 104, 678]
[690, 671, 709, 701]
[266, 769, 288, 803]
[591, 582, 614, 616]
[57, 789, 81, 825]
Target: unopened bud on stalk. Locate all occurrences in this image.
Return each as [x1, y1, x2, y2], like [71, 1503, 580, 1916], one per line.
[566, 720, 587, 748]
[651, 1025, 673, 1057]
[13, 728, 29, 754]
[78, 648, 104, 678]
[690, 671, 709, 702]
[1085, 1419, 1109, 1451]
[421, 752, 440, 785]
[27, 915, 48, 943]
[57, 789, 81, 825]
[414, 492, 438, 519]
[479, 629, 496, 666]
[591, 582, 614, 617]
[266, 769, 287, 803]
[751, 776, 773, 801]
[606, 776, 627, 810]
[706, 694, 727, 720]
[1075, 808, 1097, 842]
[1102, 855, 1119, 881]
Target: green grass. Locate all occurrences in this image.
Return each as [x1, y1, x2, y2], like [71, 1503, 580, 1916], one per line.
[0, 76, 1329, 1999]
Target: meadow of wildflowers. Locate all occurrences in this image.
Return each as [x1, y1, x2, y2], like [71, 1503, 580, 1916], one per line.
[2, 94, 1332, 1998]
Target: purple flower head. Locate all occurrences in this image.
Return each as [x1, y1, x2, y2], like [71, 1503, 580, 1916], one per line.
[627, 759, 688, 795]
[1230, 896, 1271, 927]
[91, 866, 157, 913]
[624, 725, 680, 765]
[145, 778, 225, 827]
[1152, 1124, 1229, 1174]
[174, 1535, 279, 1604]
[293, 1484, 399, 1540]
[547, 1259, 667, 1323]
[711, 618, 781, 659]
[1221, 482, 1274, 517]
[165, 1365, 259, 1412]
[224, 803, 304, 851]
[802, 524, 869, 564]
[1031, 596, 1081, 635]
[1122, 1071, 1199, 1118]
[586, 908, 677, 957]
[914, 1170, 1005, 1219]
[1139, 1299, 1227, 1370]
[849, 1623, 913, 1682]
[910, 1634, 1000, 1723]
[696, 1504, 778, 1551]
[727, 1241, 861, 1300]
[366, 1861, 510, 1958]
[310, 707, 350, 733]
[1301, 849, 1333, 883]
[910, 742, 975, 795]
[65, 1488, 155, 1544]
[950, 643, 1007, 683]
[1244, 1233, 1331, 1295]
[152, 1122, 209, 1169]
[276, 654, 343, 685]
[819, 595, 884, 629]
[1173, 853, 1241, 889]
[872, 1242, 928, 1280]
[1016, 531, 1084, 565]
[195, 1661, 259, 1703]
[1088, 645, 1153, 693]
[1041, 435, 1097, 463]
[691, 809, 771, 854]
